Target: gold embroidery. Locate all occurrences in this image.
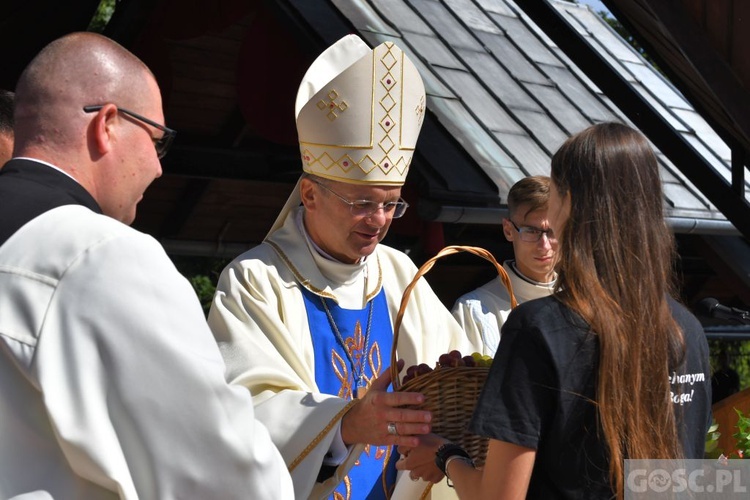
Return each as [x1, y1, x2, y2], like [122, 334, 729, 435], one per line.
[334, 341, 389, 495]
[342, 442, 391, 499]
[333, 475, 351, 500]
[317, 90, 349, 121]
[300, 147, 412, 177]
[299, 42, 419, 180]
[268, 228, 383, 303]
[333, 327, 382, 397]
[269, 240, 392, 498]
[382, 445, 394, 497]
[415, 95, 425, 127]
[345, 319, 365, 373]
[360, 443, 388, 461]
[378, 44, 398, 172]
[266, 240, 336, 299]
[365, 253, 383, 303]
[296, 39, 424, 186]
[332, 350, 351, 399]
[368, 343, 382, 390]
[288, 400, 357, 473]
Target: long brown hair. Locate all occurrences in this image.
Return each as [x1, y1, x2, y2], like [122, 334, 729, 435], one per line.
[550, 122, 685, 498]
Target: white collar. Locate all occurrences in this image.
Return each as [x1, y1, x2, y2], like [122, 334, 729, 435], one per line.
[295, 208, 369, 307]
[509, 259, 557, 287]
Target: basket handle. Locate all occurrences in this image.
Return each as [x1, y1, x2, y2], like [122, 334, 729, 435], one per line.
[389, 245, 517, 390]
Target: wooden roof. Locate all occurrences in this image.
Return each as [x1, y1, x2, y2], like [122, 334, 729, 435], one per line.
[1, 0, 748, 309]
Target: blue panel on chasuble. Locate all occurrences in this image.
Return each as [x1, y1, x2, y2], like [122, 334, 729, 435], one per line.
[302, 287, 398, 499]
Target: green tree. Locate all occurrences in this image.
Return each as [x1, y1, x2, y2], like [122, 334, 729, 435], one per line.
[88, 0, 116, 33]
[563, 1, 661, 70]
[171, 256, 231, 317]
[600, 13, 661, 70]
[709, 339, 750, 399]
[189, 275, 217, 316]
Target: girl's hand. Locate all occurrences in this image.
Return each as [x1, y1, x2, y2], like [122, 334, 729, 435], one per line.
[395, 433, 450, 483]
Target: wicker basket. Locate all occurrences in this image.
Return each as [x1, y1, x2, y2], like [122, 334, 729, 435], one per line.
[389, 245, 517, 468]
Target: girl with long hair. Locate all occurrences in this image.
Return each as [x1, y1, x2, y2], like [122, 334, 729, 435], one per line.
[397, 122, 712, 499]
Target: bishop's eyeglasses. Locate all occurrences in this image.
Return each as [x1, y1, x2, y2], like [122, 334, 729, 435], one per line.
[509, 220, 557, 243]
[83, 105, 176, 159]
[311, 179, 409, 219]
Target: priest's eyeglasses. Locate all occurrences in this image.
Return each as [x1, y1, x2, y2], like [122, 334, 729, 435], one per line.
[312, 179, 409, 219]
[509, 220, 557, 243]
[83, 105, 177, 159]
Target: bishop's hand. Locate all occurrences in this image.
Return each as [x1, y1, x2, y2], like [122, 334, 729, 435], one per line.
[340, 359, 432, 447]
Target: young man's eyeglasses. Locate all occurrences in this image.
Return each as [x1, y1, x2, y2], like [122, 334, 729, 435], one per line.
[509, 220, 556, 243]
[83, 105, 176, 159]
[311, 179, 409, 219]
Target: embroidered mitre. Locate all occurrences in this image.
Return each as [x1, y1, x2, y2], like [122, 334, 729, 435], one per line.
[267, 34, 426, 236]
[295, 34, 426, 185]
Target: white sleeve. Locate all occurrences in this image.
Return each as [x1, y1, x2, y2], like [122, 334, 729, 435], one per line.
[452, 295, 499, 356]
[37, 231, 294, 499]
[208, 257, 359, 499]
[323, 422, 351, 465]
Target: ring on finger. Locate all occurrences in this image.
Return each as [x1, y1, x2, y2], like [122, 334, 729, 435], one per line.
[387, 421, 398, 436]
[410, 473, 419, 482]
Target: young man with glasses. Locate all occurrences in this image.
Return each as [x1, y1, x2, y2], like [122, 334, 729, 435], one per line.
[452, 176, 559, 356]
[208, 35, 481, 499]
[0, 32, 292, 499]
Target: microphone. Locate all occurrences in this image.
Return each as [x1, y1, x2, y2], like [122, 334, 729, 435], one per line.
[696, 297, 750, 325]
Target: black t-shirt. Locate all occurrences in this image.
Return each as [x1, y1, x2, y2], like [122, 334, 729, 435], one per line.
[469, 295, 712, 499]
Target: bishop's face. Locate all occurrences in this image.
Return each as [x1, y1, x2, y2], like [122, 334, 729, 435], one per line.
[301, 178, 403, 264]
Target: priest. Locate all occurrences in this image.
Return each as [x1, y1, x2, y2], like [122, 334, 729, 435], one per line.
[208, 34, 480, 499]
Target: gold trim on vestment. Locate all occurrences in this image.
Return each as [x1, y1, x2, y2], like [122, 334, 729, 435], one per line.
[288, 399, 358, 473]
[267, 240, 384, 304]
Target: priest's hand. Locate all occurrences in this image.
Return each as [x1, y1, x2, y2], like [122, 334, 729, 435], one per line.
[340, 360, 432, 447]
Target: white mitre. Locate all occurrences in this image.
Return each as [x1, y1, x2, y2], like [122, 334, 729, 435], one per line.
[267, 34, 426, 236]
